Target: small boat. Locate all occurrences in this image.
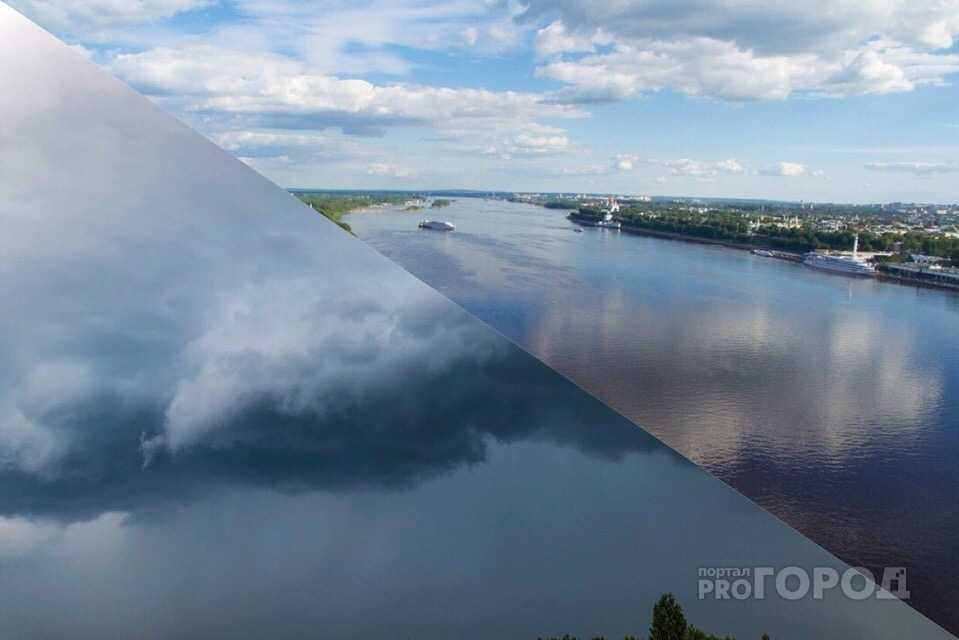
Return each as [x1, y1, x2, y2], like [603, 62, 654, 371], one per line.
[752, 250, 773, 257]
[418, 220, 455, 231]
[573, 228, 583, 233]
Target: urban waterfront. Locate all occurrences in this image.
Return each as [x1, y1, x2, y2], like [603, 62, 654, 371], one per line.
[347, 197, 959, 634]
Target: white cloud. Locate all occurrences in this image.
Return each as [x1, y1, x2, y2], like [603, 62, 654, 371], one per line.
[523, 1, 959, 102]
[615, 154, 637, 170]
[367, 162, 418, 178]
[6, 0, 210, 32]
[561, 163, 612, 176]
[761, 162, 806, 177]
[717, 159, 744, 172]
[824, 48, 912, 95]
[461, 26, 479, 46]
[664, 158, 715, 179]
[533, 20, 612, 57]
[68, 43, 95, 58]
[539, 38, 798, 103]
[111, 45, 586, 138]
[212, 131, 372, 163]
[477, 133, 570, 160]
[518, 0, 959, 55]
[512, 133, 568, 152]
[659, 157, 746, 180]
[866, 161, 959, 174]
[487, 24, 516, 44]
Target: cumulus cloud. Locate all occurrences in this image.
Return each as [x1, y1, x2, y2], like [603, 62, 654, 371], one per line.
[717, 159, 744, 172]
[657, 157, 747, 180]
[761, 162, 806, 177]
[367, 162, 419, 177]
[110, 45, 586, 138]
[533, 20, 613, 57]
[540, 38, 798, 103]
[522, 0, 959, 102]
[511, 133, 569, 152]
[615, 154, 637, 171]
[824, 48, 913, 95]
[865, 161, 959, 174]
[469, 131, 572, 159]
[213, 131, 373, 163]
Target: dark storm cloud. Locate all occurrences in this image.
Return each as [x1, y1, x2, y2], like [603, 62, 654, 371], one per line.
[0, 10, 657, 523]
[0, 318, 660, 522]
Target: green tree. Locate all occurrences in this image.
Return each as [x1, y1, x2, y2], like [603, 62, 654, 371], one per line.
[650, 593, 688, 640]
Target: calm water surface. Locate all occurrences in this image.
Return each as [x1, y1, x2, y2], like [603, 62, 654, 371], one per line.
[347, 198, 959, 633]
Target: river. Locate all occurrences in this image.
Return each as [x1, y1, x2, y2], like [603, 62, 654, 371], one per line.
[346, 197, 959, 634]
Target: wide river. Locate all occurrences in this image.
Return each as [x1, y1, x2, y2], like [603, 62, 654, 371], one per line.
[347, 197, 959, 633]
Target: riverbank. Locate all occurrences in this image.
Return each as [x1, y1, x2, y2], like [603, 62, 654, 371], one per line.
[878, 267, 959, 293]
[568, 213, 958, 294]
[568, 213, 783, 253]
[293, 193, 409, 233]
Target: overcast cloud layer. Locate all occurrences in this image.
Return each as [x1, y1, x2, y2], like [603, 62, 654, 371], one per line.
[5, 0, 959, 201]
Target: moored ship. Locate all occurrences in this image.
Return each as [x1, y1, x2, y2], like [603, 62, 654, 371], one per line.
[598, 198, 622, 229]
[803, 235, 876, 277]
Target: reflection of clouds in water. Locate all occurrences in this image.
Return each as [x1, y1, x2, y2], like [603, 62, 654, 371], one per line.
[526, 296, 943, 467]
[0, 12, 655, 521]
[821, 315, 941, 438]
[2, 448, 949, 640]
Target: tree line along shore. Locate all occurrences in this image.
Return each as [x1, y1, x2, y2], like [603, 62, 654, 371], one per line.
[560, 201, 959, 266]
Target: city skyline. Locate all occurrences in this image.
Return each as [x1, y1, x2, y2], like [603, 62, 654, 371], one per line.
[6, 0, 959, 203]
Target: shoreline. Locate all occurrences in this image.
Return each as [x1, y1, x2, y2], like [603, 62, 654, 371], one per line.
[347, 199, 959, 296]
[567, 216, 959, 295]
[567, 214, 783, 253]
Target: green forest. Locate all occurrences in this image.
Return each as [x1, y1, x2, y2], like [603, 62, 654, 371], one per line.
[293, 193, 407, 233]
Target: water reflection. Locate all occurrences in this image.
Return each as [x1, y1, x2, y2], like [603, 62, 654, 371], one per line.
[526, 299, 942, 466]
[348, 198, 959, 634]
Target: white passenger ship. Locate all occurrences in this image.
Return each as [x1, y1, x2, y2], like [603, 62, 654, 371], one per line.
[803, 235, 876, 277]
[418, 220, 455, 231]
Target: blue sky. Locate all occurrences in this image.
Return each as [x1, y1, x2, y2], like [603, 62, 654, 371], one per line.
[8, 0, 959, 202]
